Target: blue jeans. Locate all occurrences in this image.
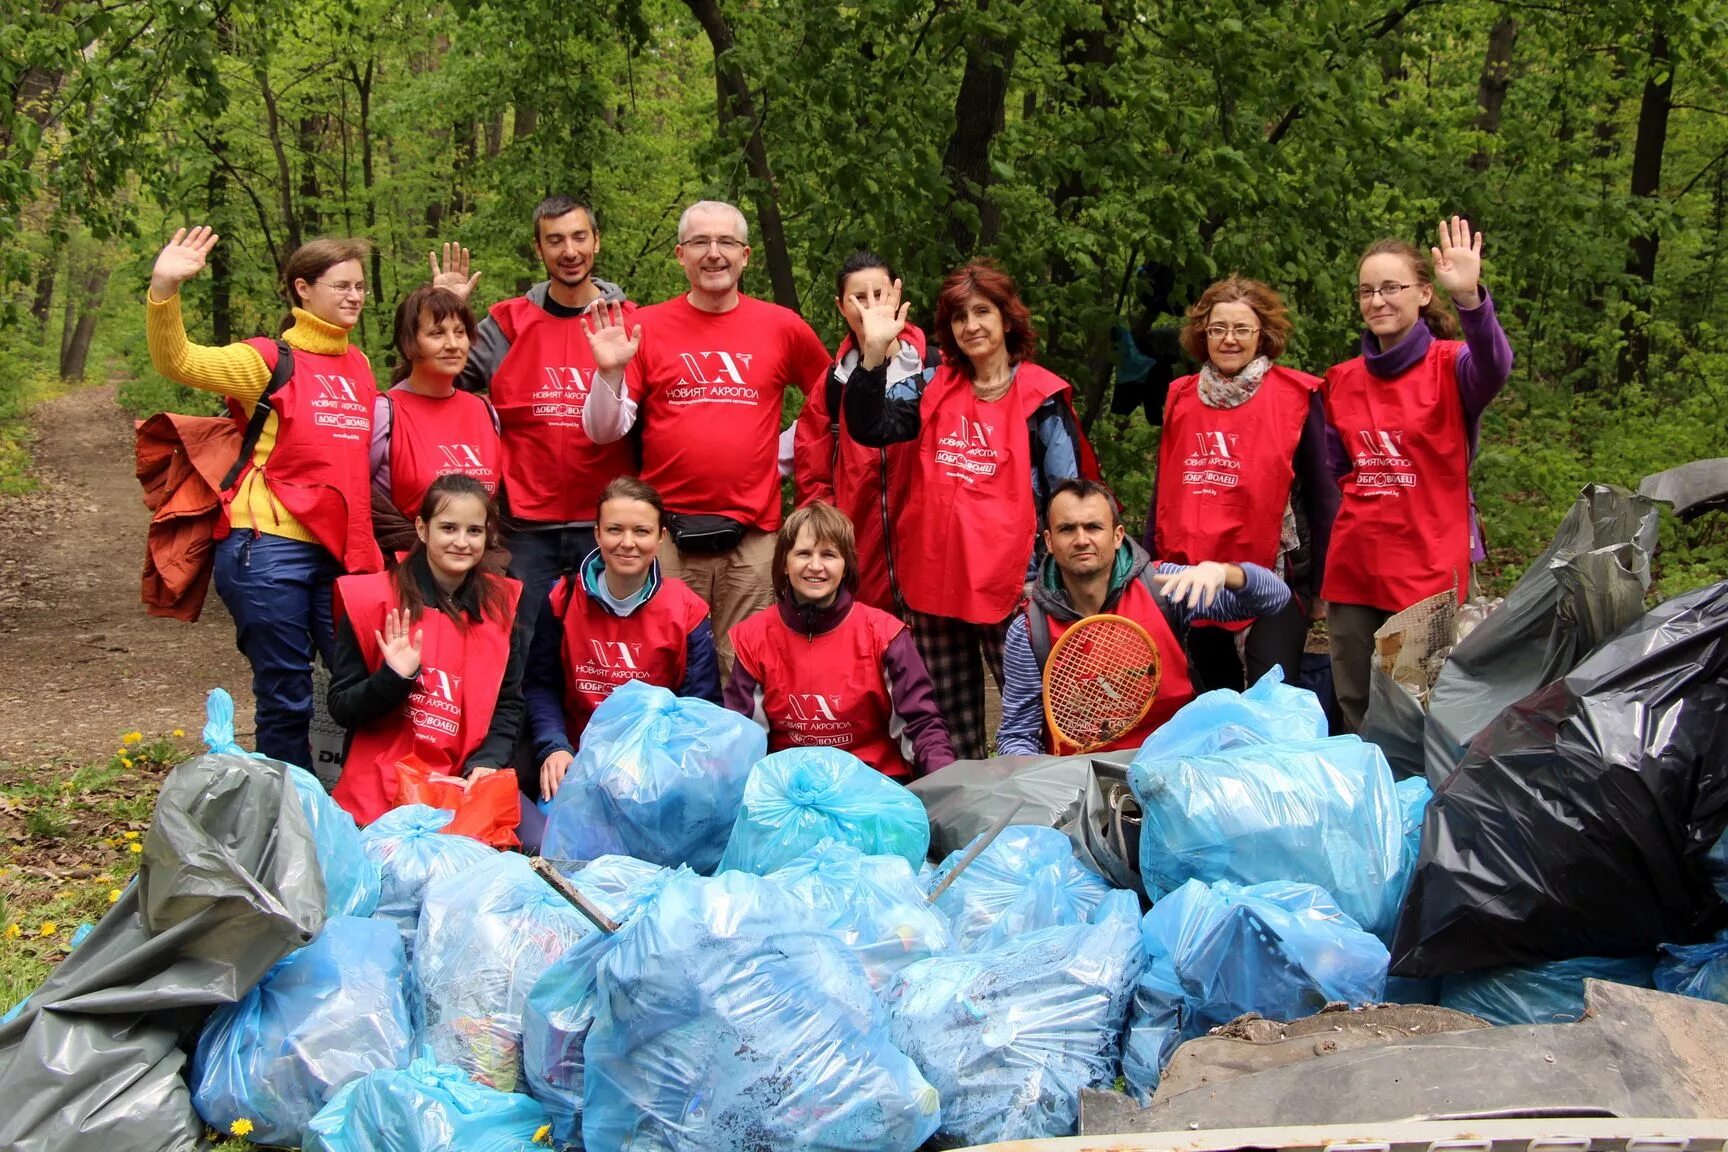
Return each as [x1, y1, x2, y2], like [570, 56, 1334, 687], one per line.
[505, 523, 596, 643]
[213, 532, 340, 770]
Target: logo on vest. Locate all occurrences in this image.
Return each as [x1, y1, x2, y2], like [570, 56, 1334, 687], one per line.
[311, 373, 369, 437]
[668, 351, 762, 405]
[531, 366, 598, 424]
[437, 444, 487, 470]
[783, 693, 853, 746]
[573, 640, 650, 696]
[1181, 430, 1243, 489]
[1351, 429, 1416, 490]
[407, 664, 462, 739]
[934, 415, 998, 479]
[588, 640, 642, 670]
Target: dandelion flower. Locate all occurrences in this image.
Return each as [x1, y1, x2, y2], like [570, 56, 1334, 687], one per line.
[108, 889, 121, 903]
[122, 732, 142, 745]
[229, 1118, 254, 1137]
[120, 757, 133, 769]
[4, 924, 18, 939]
[172, 728, 185, 738]
[123, 831, 140, 841]
[128, 843, 143, 855]
[533, 1125, 552, 1145]
[38, 922, 56, 937]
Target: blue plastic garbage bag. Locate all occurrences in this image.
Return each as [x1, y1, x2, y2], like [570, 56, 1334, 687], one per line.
[540, 680, 765, 872]
[1439, 955, 1657, 1024]
[718, 747, 930, 875]
[887, 889, 1142, 1148]
[929, 824, 1113, 952]
[1396, 776, 1432, 866]
[771, 841, 955, 992]
[582, 870, 941, 1152]
[360, 804, 495, 961]
[1136, 667, 1328, 762]
[565, 854, 674, 920]
[1656, 934, 1728, 1004]
[192, 916, 413, 1147]
[1121, 880, 1388, 1100]
[205, 688, 381, 918]
[303, 1050, 549, 1152]
[1131, 735, 1407, 937]
[414, 852, 595, 1093]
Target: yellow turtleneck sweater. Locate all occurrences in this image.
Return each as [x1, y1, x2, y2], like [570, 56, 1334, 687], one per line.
[146, 293, 371, 543]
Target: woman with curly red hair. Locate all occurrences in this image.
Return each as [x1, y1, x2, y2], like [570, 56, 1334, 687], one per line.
[1144, 275, 1338, 693]
[842, 261, 1102, 759]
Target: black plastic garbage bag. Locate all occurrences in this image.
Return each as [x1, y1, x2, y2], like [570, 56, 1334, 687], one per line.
[1392, 581, 1728, 977]
[0, 753, 327, 1152]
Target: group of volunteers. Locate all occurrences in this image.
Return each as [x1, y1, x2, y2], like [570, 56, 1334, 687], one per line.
[144, 191, 1509, 841]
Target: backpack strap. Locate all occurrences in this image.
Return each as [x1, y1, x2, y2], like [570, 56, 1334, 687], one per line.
[220, 340, 294, 491]
[826, 367, 844, 470]
[1026, 601, 1054, 674]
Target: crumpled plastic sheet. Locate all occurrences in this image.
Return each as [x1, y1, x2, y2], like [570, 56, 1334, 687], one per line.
[359, 804, 495, 962]
[928, 824, 1113, 953]
[582, 870, 941, 1152]
[414, 852, 595, 1093]
[1137, 667, 1329, 762]
[771, 840, 955, 992]
[1396, 776, 1432, 870]
[1131, 735, 1408, 938]
[303, 1050, 550, 1152]
[191, 916, 413, 1147]
[1656, 933, 1728, 1004]
[540, 680, 765, 872]
[886, 889, 1143, 1148]
[1122, 879, 1389, 1101]
[718, 747, 930, 875]
[562, 853, 675, 920]
[1438, 955, 1657, 1024]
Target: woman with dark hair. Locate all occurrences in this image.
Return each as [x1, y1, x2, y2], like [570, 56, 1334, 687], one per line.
[1322, 216, 1513, 732]
[327, 474, 525, 825]
[726, 502, 954, 780]
[1145, 275, 1338, 692]
[370, 284, 503, 557]
[791, 250, 928, 611]
[843, 261, 1102, 759]
[522, 476, 720, 802]
[146, 225, 382, 771]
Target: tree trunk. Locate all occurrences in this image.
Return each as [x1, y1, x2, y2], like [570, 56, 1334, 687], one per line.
[681, 0, 800, 311]
[59, 265, 110, 381]
[297, 115, 322, 237]
[257, 66, 301, 252]
[347, 58, 383, 325]
[512, 102, 538, 140]
[28, 249, 57, 336]
[207, 160, 233, 345]
[450, 119, 476, 219]
[941, 0, 1016, 259]
[485, 110, 503, 156]
[1618, 26, 1673, 387]
[1467, 11, 1518, 172]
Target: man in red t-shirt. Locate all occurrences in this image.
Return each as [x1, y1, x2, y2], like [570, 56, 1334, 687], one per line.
[582, 200, 830, 674]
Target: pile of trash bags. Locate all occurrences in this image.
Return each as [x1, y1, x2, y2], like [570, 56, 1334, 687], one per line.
[718, 747, 930, 874]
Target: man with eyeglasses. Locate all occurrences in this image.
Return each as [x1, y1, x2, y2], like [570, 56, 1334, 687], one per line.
[450, 194, 638, 642]
[581, 199, 831, 675]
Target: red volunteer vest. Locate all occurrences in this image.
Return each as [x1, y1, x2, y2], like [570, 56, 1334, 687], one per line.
[238, 338, 382, 573]
[1321, 341, 1471, 613]
[330, 571, 522, 825]
[386, 387, 502, 519]
[1039, 578, 1196, 754]
[826, 329, 924, 610]
[900, 363, 1071, 624]
[486, 296, 638, 523]
[729, 600, 915, 780]
[551, 573, 709, 742]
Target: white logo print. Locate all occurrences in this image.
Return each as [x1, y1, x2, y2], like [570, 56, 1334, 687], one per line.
[315, 374, 360, 404]
[1181, 429, 1242, 490]
[587, 640, 642, 670]
[786, 693, 841, 722]
[311, 373, 369, 437]
[1352, 428, 1417, 491]
[935, 414, 999, 480]
[407, 663, 462, 739]
[666, 351, 761, 405]
[1355, 429, 1406, 461]
[437, 444, 487, 470]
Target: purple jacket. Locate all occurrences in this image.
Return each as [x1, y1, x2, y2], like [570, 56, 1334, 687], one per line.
[723, 588, 957, 777]
[1323, 289, 1514, 561]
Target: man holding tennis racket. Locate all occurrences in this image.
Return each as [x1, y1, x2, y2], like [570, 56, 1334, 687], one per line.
[996, 478, 1291, 756]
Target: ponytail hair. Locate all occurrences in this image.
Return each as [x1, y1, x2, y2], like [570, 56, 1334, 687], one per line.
[392, 474, 512, 629]
[1359, 238, 1460, 340]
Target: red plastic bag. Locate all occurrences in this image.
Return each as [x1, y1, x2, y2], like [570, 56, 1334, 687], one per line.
[395, 755, 520, 849]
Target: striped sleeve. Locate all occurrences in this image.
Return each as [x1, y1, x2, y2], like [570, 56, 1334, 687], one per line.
[994, 615, 1046, 756]
[1153, 560, 1291, 630]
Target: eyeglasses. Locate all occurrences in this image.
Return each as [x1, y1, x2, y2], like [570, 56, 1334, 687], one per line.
[679, 236, 745, 253]
[315, 280, 369, 298]
[1356, 282, 1413, 302]
[1204, 324, 1260, 341]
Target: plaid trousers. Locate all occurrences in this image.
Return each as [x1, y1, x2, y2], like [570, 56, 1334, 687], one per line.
[905, 609, 1010, 761]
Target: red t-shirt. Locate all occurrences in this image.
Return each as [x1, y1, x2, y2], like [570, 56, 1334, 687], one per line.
[633, 294, 830, 530]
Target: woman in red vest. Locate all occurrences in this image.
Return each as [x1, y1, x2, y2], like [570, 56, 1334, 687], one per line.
[1146, 276, 1338, 692]
[726, 502, 955, 780]
[327, 474, 525, 825]
[842, 262, 1102, 759]
[145, 226, 382, 772]
[1322, 216, 1513, 732]
[522, 476, 720, 803]
[370, 285, 503, 558]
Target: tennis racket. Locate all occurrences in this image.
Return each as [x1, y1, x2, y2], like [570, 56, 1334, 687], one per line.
[1042, 613, 1162, 755]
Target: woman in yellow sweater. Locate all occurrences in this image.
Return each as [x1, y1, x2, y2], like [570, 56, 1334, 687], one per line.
[147, 226, 383, 770]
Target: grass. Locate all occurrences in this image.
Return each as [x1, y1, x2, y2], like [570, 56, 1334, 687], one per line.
[0, 365, 69, 496]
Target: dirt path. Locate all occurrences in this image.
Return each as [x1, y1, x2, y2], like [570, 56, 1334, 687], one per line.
[0, 383, 253, 766]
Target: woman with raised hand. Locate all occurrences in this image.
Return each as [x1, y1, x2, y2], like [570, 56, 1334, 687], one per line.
[726, 502, 954, 780]
[522, 476, 719, 803]
[1322, 216, 1513, 732]
[327, 474, 524, 825]
[146, 226, 381, 770]
[842, 262, 1103, 759]
[1145, 276, 1337, 692]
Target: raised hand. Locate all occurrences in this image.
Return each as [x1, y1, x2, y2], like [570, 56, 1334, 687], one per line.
[581, 301, 642, 376]
[150, 226, 220, 299]
[376, 608, 424, 679]
[1431, 215, 1483, 308]
[1153, 561, 1231, 611]
[856, 278, 910, 369]
[540, 749, 575, 800]
[429, 243, 482, 302]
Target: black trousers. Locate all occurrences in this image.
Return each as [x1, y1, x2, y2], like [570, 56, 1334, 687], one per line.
[1184, 594, 1312, 694]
